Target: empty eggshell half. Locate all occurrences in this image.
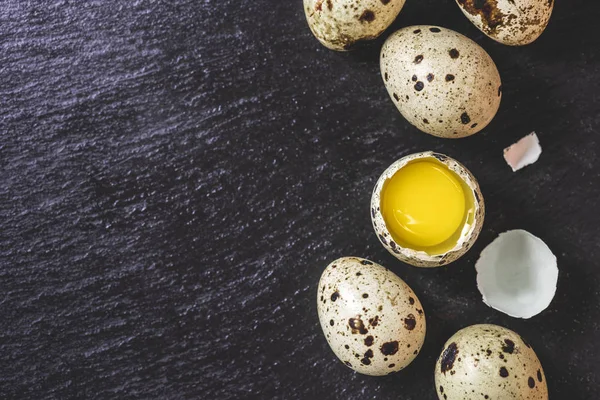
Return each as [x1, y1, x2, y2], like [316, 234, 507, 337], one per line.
[476, 230, 558, 318]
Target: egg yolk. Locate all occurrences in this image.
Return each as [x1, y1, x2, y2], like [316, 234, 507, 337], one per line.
[381, 161, 466, 248]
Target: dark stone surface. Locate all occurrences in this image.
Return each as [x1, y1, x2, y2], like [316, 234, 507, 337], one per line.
[1, 0, 599, 398]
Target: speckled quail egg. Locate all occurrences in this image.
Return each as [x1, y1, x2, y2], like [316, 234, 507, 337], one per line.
[317, 257, 426, 375]
[456, 0, 554, 46]
[371, 152, 485, 267]
[380, 25, 502, 138]
[435, 324, 549, 400]
[304, 0, 406, 51]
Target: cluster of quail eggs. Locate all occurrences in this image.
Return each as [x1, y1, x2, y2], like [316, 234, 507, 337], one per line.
[305, 0, 553, 138]
[307, 0, 558, 399]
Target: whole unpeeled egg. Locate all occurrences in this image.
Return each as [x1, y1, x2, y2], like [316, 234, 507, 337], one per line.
[435, 324, 549, 400]
[317, 257, 426, 375]
[456, 0, 554, 46]
[380, 26, 502, 138]
[304, 0, 406, 51]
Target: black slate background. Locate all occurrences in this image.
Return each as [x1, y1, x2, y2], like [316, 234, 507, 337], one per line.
[1, 0, 600, 399]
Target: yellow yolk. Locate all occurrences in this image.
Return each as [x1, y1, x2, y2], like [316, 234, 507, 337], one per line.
[381, 161, 466, 248]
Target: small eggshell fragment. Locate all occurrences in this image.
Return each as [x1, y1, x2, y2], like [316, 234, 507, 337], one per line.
[371, 152, 485, 267]
[456, 0, 554, 46]
[317, 257, 426, 375]
[504, 132, 542, 172]
[380, 26, 502, 138]
[476, 230, 558, 318]
[304, 0, 406, 51]
[435, 324, 549, 400]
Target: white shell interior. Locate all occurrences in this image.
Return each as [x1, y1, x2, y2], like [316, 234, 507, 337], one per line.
[503, 132, 542, 172]
[475, 229, 558, 319]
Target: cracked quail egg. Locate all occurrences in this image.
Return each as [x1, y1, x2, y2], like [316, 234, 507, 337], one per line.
[371, 152, 484, 267]
[435, 324, 548, 400]
[380, 25, 502, 138]
[456, 0, 554, 46]
[317, 257, 426, 375]
[304, 0, 406, 51]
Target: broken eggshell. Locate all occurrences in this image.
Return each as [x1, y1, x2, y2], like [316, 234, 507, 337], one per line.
[476, 230, 558, 319]
[371, 151, 485, 267]
[504, 132, 542, 172]
[317, 257, 426, 375]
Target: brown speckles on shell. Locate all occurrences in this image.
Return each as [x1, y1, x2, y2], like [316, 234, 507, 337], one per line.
[457, 0, 507, 32]
[502, 339, 515, 354]
[361, 349, 374, 365]
[317, 257, 426, 376]
[403, 314, 416, 330]
[380, 341, 399, 355]
[378, 234, 387, 246]
[349, 317, 368, 334]
[440, 342, 459, 374]
[358, 9, 375, 22]
[460, 112, 471, 124]
[304, 0, 407, 51]
[456, 0, 553, 46]
[435, 324, 548, 399]
[380, 25, 501, 138]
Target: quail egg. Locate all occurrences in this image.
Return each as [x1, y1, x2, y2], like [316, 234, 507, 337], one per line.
[304, 0, 406, 51]
[371, 152, 484, 267]
[317, 257, 426, 375]
[380, 25, 502, 138]
[435, 324, 549, 400]
[456, 0, 554, 46]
